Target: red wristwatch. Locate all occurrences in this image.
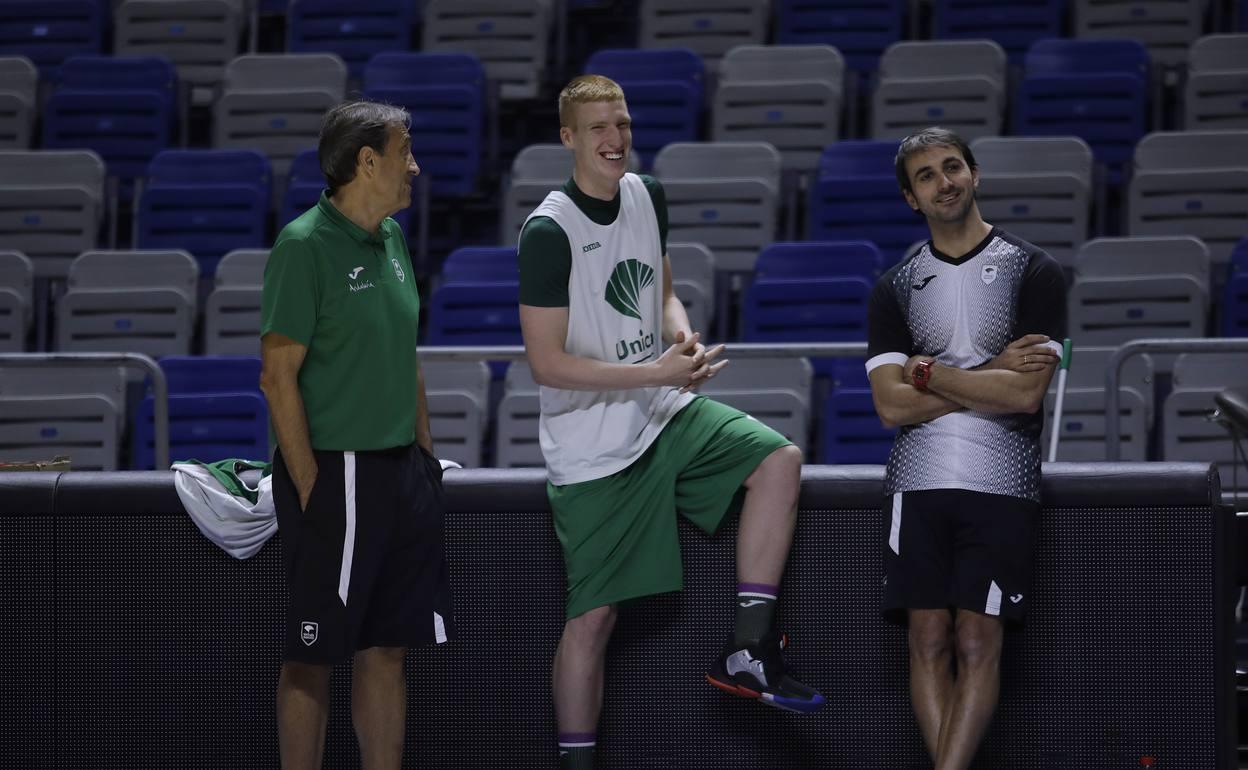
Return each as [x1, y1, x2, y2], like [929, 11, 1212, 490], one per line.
[912, 359, 933, 391]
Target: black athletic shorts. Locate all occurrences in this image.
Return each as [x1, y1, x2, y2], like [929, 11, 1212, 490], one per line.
[273, 443, 455, 664]
[882, 488, 1039, 627]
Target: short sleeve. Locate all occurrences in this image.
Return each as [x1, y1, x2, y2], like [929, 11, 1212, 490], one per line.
[518, 216, 572, 307]
[639, 174, 669, 255]
[866, 272, 913, 372]
[1012, 250, 1067, 341]
[261, 237, 318, 345]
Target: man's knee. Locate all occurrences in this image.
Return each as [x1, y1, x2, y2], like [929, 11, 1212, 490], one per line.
[745, 444, 803, 491]
[280, 661, 332, 692]
[954, 614, 1003, 670]
[355, 646, 406, 671]
[908, 611, 954, 666]
[564, 604, 618, 648]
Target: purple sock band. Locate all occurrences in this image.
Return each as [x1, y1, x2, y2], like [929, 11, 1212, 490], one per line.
[558, 732, 596, 743]
[738, 582, 779, 597]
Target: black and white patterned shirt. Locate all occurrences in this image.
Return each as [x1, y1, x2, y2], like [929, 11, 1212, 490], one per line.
[866, 227, 1067, 502]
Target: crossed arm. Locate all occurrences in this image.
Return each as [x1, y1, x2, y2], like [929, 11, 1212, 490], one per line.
[868, 335, 1061, 429]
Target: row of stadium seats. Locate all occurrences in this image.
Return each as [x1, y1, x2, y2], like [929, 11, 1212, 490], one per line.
[2, 347, 1245, 492]
[2, 233, 1245, 362]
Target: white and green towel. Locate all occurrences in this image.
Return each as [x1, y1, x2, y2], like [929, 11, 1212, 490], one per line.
[172, 459, 275, 560]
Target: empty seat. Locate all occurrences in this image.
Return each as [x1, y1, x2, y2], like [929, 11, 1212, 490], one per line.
[500, 144, 640, 244]
[426, 280, 521, 346]
[969, 135, 1094, 267]
[1014, 38, 1150, 186]
[822, 387, 894, 464]
[364, 52, 486, 197]
[742, 274, 872, 343]
[639, 0, 768, 75]
[586, 48, 703, 169]
[756, 240, 883, 283]
[712, 44, 844, 172]
[1127, 130, 1248, 269]
[279, 149, 325, 228]
[42, 55, 177, 192]
[0, 250, 33, 351]
[1067, 275, 1207, 346]
[213, 54, 347, 189]
[136, 149, 271, 276]
[774, 0, 905, 74]
[1162, 352, 1248, 494]
[1041, 344, 1155, 461]
[0, 149, 105, 279]
[422, 0, 550, 100]
[807, 141, 929, 266]
[667, 241, 715, 334]
[1184, 34, 1248, 131]
[0, 0, 106, 80]
[440, 246, 518, 282]
[56, 249, 199, 358]
[872, 40, 1007, 141]
[653, 141, 781, 273]
[114, 0, 243, 100]
[418, 358, 489, 468]
[1074, 235, 1211, 291]
[1224, 237, 1248, 337]
[0, 362, 125, 470]
[287, 0, 417, 79]
[494, 360, 542, 468]
[205, 248, 269, 356]
[132, 355, 268, 469]
[0, 56, 37, 149]
[1074, 0, 1203, 69]
[932, 0, 1064, 64]
[699, 356, 813, 454]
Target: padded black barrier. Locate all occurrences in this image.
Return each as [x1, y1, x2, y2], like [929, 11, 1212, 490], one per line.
[0, 463, 1234, 769]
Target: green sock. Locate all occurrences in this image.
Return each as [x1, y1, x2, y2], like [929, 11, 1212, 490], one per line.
[558, 733, 595, 770]
[734, 583, 779, 645]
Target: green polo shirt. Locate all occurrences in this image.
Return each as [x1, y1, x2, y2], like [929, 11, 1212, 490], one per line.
[261, 192, 420, 451]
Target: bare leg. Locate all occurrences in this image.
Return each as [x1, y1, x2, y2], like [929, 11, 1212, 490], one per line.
[934, 611, 1004, 770]
[736, 445, 802, 585]
[552, 605, 619, 734]
[277, 662, 331, 770]
[352, 646, 407, 770]
[907, 609, 955, 760]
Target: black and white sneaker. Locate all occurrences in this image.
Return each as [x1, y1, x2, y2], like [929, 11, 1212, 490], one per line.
[706, 631, 825, 713]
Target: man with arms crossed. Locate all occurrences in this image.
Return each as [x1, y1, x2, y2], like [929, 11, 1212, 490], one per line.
[519, 75, 823, 770]
[866, 127, 1067, 770]
[260, 100, 454, 770]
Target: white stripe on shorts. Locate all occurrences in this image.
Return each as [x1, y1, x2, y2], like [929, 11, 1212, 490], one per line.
[338, 451, 357, 606]
[985, 580, 1002, 616]
[434, 611, 447, 644]
[889, 493, 902, 555]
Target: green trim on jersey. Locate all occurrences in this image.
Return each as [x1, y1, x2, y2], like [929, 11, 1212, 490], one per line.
[518, 174, 668, 308]
[261, 192, 421, 451]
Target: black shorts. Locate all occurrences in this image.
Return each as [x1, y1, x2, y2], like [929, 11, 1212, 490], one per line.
[273, 443, 455, 664]
[882, 488, 1039, 627]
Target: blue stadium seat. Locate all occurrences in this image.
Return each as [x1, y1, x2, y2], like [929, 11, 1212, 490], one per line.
[426, 281, 521, 346]
[755, 240, 884, 283]
[441, 246, 518, 282]
[279, 149, 324, 229]
[742, 275, 872, 342]
[363, 52, 486, 197]
[821, 386, 894, 464]
[1224, 237, 1248, 338]
[584, 48, 703, 170]
[931, 0, 1063, 65]
[806, 141, 929, 266]
[1013, 38, 1150, 187]
[137, 149, 271, 277]
[132, 356, 267, 469]
[775, 0, 905, 73]
[288, 0, 416, 80]
[42, 56, 177, 198]
[0, 0, 105, 81]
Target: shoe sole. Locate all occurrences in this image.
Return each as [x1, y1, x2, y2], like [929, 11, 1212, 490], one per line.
[705, 674, 825, 714]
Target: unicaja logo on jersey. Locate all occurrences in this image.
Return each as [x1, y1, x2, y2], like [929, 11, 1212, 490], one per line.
[605, 260, 657, 361]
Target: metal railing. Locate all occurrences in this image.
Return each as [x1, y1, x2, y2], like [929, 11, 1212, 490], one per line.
[0, 352, 169, 468]
[1106, 338, 1248, 461]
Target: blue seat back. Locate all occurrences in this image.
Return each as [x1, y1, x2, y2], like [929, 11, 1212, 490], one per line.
[0, 0, 105, 80]
[775, 0, 905, 73]
[756, 241, 884, 282]
[133, 392, 269, 469]
[280, 148, 324, 227]
[364, 52, 485, 197]
[585, 48, 703, 169]
[288, 0, 416, 79]
[441, 247, 518, 282]
[137, 149, 272, 276]
[42, 56, 177, 187]
[932, 0, 1063, 65]
[808, 142, 929, 266]
[821, 387, 894, 463]
[1225, 236, 1248, 337]
[743, 275, 872, 342]
[159, 355, 261, 394]
[426, 281, 522, 346]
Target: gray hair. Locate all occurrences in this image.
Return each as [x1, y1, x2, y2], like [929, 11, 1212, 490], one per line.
[894, 127, 977, 196]
[318, 100, 411, 196]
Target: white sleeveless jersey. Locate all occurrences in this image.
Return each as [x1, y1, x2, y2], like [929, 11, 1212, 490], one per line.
[522, 173, 693, 485]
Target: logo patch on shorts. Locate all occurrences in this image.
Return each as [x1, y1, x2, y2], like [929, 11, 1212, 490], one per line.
[300, 621, 319, 646]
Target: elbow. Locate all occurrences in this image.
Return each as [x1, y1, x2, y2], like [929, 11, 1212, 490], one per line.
[527, 358, 557, 388]
[1019, 388, 1046, 415]
[258, 367, 288, 402]
[874, 402, 900, 430]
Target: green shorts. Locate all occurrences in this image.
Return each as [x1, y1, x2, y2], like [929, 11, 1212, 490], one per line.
[547, 396, 792, 619]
